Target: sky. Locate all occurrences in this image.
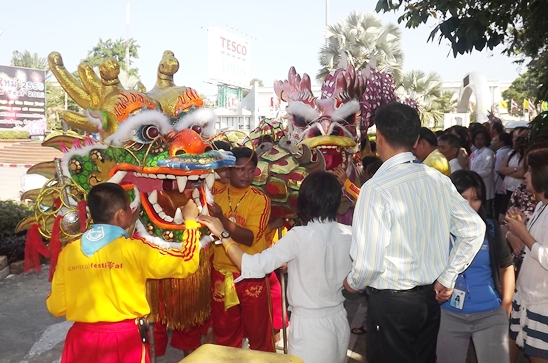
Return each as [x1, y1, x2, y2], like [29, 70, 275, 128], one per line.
[0, 0, 524, 97]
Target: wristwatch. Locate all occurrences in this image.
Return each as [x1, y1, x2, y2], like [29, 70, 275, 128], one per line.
[220, 230, 231, 239]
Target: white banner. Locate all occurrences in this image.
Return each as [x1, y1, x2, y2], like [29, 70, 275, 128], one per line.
[207, 28, 250, 88]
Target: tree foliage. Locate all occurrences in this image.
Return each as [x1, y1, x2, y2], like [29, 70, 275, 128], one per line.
[501, 72, 538, 117]
[397, 70, 444, 127]
[375, 0, 548, 99]
[10, 50, 48, 70]
[82, 38, 140, 77]
[317, 12, 404, 83]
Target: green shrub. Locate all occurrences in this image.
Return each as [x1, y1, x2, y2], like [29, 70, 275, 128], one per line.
[0, 130, 30, 139]
[0, 235, 26, 263]
[0, 200, 32, 238]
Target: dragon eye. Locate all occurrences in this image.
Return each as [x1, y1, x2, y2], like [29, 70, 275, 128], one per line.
[293, 114, 307, 127]
[343, 114, 356, 125]
[191, 125, 203, 135]
[142, 125, 159, 140]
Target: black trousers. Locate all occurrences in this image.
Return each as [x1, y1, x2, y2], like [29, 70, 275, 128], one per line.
[365, 284, 440, 363]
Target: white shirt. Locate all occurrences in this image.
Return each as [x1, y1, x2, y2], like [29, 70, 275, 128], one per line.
[494, 146, 512, 193]
[517, 201, 548, 304]
[502, 152, 524, 193]
[239, 221, 352, 310]
[470, 146, 495, 199]
[347, 152, 485, 290]
[449, 158, 462, 174]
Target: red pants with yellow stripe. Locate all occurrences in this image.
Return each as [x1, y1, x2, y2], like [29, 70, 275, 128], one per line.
[211, 268, 275, 352]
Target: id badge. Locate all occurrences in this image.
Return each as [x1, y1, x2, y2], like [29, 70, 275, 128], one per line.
[449, 289, 466, 310]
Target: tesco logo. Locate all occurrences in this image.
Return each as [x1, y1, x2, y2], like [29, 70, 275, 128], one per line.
[220, 37, 247, 56]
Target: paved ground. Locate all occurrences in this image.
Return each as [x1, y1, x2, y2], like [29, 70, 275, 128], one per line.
[0, 265, 369, 363]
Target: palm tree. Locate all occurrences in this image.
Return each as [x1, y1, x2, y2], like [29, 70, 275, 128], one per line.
[397, 70, 444, 128]
[317, 12, 404, 83]
[10, 50, 48, 70]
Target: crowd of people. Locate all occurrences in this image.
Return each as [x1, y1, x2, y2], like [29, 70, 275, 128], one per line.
[45, 102, 548, 363]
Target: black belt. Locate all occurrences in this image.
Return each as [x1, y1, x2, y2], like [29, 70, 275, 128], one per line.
[366, 283, 434, 295]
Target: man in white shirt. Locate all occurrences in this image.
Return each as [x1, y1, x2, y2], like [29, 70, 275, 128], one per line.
[438, 133, 463, 174]
[493, 132, 512, 217]
[344, 102, 485, 363]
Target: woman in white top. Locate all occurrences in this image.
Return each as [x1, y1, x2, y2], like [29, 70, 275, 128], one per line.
[506, 147, 548, 363]
[498, 127, 530, 222]
[469, 128, 495, 216]
[198, 171, 352, 363]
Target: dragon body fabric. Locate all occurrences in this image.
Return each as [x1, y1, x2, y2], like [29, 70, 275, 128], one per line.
[17, 51, 235, 330]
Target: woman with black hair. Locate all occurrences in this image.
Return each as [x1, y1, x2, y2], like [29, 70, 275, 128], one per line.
[506, 147, 548, 363]
[437, 170, 514, 363]
[198, 171, 352, 363]
[469, 128, 496, 216]
[498, 127, 530, 222]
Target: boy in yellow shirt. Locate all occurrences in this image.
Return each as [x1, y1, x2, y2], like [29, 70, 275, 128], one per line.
[46, 182, 201, 363]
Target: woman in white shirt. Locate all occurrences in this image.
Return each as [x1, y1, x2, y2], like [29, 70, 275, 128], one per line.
[469, 128, 495, 216]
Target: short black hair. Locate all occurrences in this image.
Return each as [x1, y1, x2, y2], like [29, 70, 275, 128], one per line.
[498, 132, 512, 147]
[213, 140, 231, 151]
[446, 125, 471, 153]
[231, 146, 258, 167]
[491, 122, 504, 134]
[368, 159, 383, 176]
[87, 182, 129, 224]
[527, 148, 548, 199]
[362, 155, 381, 168]
[450, 170, 487, 220]
[438, 133, 462, 150]
[419, 127, 438, 147]
[374, 102, 420, 150]
[472, 128, 492, 147]
[297, 171, 341, 224]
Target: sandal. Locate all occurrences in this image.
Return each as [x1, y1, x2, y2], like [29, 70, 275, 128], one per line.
[351, 326, 367, 335]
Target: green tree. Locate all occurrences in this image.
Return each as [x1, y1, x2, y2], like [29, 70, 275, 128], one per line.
[375, 0, 548, 99]
[83, 38, 140, 77]
[397, 70, 443, 127]
[317, 11, 404, 83]
[10, 50, 48, 70]
[501, 72, 538, 117]
[436, 91, 458, 113]
[243, 78, 264, 98]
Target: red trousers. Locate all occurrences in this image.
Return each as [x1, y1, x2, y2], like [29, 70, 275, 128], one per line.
[154, 319, 211, 355]
[211, 268, 274, 352]
[62, 320, 149, 363]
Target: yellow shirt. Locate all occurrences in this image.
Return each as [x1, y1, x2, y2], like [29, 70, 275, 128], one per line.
[213, 184, 271, 273]
[46, 228, 200, 322]
[423, 149, 451, 176]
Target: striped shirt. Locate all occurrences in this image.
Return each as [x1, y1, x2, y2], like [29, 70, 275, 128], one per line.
[347, 152, 485, 291]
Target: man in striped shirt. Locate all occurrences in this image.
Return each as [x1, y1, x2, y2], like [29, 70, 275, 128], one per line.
[344, 102, 485, 363]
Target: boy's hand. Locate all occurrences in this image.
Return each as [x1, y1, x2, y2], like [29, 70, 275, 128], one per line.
[182, 200, 199, 221]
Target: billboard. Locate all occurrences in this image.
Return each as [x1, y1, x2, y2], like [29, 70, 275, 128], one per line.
[0, 65, 47, 136]
[208, 27, 251, 88]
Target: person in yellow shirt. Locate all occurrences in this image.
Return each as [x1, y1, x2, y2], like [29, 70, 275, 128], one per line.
[46, 182, 201, 363]
[208, 146, 274, 352]
[414, 127, 451, 176]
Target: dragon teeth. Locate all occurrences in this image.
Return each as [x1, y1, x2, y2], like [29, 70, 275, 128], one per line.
[176, 176, 188, 193]
[108, 170, 127, 184]
[188, 175, 199, 181]
[153, 203, 162, 213]
[205, 174, 215, 189]
[173, 207, 184, 224]
[192, 188, 200, 199]
[148, 190, 158, 204]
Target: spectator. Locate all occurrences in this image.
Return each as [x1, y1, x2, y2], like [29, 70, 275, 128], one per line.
[414, 127, 451, 176]
[438, 133, 463, 173]
[437, 170, 513, 363]
[344, 102, 485, 363]
[469, 128, 495, 216]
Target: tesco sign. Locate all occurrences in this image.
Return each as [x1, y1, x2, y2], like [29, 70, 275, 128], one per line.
[208, 28, 251, 88]
[221, 37, 248, 56]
